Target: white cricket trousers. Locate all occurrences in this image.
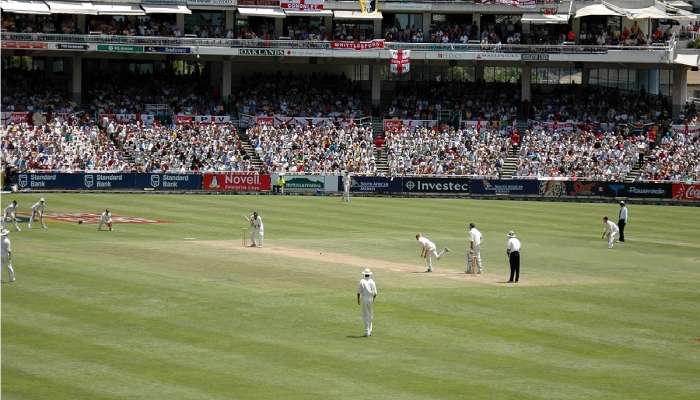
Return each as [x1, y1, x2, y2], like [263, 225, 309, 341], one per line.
[2, 256, 14, 282]
[467, 245, 483, 273]
[4, 214, 20, 231]
[28, 211, 45, 229]
[250, 229, 264, 247]
[361, 300, 374, 336]
[425, 247, 447, 271]
[608, 232, 618, 248]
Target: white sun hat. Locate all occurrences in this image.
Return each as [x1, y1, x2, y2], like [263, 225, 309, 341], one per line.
[362, 268, 373, 276]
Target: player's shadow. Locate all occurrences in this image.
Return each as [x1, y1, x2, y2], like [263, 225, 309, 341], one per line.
[346, 335, 367, 339]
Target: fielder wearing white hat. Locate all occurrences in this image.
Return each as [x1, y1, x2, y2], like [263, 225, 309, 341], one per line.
[357, 267, 378, 337]
[1, 227, 14, 282]
[507, 230, 516, 238]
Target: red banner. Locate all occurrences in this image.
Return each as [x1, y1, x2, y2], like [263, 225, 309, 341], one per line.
[203, 172, 271, 192]
[672, 183, 700, 201]
[280, 0, 324, 10]
[1, 41, 47, 49]
[331, 39, 384, 50]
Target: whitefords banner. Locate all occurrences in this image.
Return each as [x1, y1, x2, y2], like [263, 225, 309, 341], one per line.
[280, 0, 324, 10]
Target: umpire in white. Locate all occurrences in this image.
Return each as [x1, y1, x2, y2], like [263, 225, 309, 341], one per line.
[618, 201, 628, 243]
[506, 231, 521, 283]
[357, 268, 378, 337]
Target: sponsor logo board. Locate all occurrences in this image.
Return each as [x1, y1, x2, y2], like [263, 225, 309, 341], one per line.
[203, 172, 271, 192]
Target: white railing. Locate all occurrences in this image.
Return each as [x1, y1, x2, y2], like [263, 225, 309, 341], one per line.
[0, 32, 674, 53]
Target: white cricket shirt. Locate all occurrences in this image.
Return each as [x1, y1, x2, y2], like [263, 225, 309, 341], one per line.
[507, 237, 521, 253]
[357, 278, 377, 302]
[469, 228, 483, 246]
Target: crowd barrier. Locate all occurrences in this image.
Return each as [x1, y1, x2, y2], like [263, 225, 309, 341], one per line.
[12, 172, 699, 202]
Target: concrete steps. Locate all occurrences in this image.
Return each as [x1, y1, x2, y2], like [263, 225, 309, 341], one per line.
[237, 128, 264, 171]
[375, 147, 389, 175]
[500, 147, 519, 179]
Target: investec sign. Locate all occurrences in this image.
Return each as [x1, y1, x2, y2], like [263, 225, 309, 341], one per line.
[237, 48, 285, 56]
[403, 178, 470, 193]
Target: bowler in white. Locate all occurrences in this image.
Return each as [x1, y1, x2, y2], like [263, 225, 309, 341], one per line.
[357, 268, 378, 337]
[3, 200, 21, 231]
[28, 198, 47, 229]
[602, 216, 619, 249]
[1, 229, 15, 282]
[416, 233, 449, 272]
[467, 223, 484, 274]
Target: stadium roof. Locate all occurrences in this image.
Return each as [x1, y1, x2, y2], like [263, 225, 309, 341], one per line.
[45, 1, 97, 14]
[93, 3, 144, 15]
[0, 0, 51, 14]
[141, 4, 191, 14]
[521, 13, 569, 24]
[237, 7, 286, 18]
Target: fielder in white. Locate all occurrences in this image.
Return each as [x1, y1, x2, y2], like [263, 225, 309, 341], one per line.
[416, 233, 449, 272]
[602, 216, 619, 249]
[357, 268, 378, 337]
[467, 223, 484, 274]
[3, 200, 21, 231]
[1, 229, 15, 283]
[343, 172, 351, 203]
[28, 198, 47, 229]
[248, 211, 264, 247]
[98, 209, 113, 231]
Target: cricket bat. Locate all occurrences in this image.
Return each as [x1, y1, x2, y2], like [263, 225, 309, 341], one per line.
[471, 255, 478, 274]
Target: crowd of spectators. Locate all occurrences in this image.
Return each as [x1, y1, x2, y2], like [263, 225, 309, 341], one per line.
[1, 119, 126, 172]
[2, 14, 77, 34]
[578, 22, 671, 46]
[514, 128, 643, 180]
[233, 73, 368, 119]
[3, 115, 698, 182]
[1, 118, 250, 172]
[384, 126, 510, 176]
[386, 82, 520, 124]
[113, 122, 252, 172]
[248, 123, 376, 173]
[1, 69, 77, 114]
[85, 69, 226, 116]
[527, 87, 671, 124]
[638, 129, 700, 182]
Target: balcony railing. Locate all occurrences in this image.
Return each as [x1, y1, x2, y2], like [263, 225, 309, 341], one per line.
[1, 32, 674, 53]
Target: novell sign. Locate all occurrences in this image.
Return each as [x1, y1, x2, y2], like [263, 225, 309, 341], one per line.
[203, 172, 271, 192]
[672, 183, 700, 201]
[280, 0, 324, 10]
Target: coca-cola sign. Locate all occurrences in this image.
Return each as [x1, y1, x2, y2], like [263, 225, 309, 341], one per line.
[203, 172, 271, 192]
[672, 183, 700, 201]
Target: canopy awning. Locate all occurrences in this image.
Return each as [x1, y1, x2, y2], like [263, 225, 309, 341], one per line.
[667, 1, 693, 11]
[521, 13, 569, 24]
[46, 1, 98, 14]
[674, 54, 699, 67]
[333, 10, 383, 20]
[0, 0, 51, 14]
[284, 9, 332, 17]
[574, 4, 623, 18]
[237, 7, 286, 18]
[141, 4, 191, 14]
[93, 3, 144, 15]
[627, 6, 671, 20]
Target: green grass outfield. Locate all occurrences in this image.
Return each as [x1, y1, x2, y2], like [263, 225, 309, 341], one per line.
[1, 194, 699, 400]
